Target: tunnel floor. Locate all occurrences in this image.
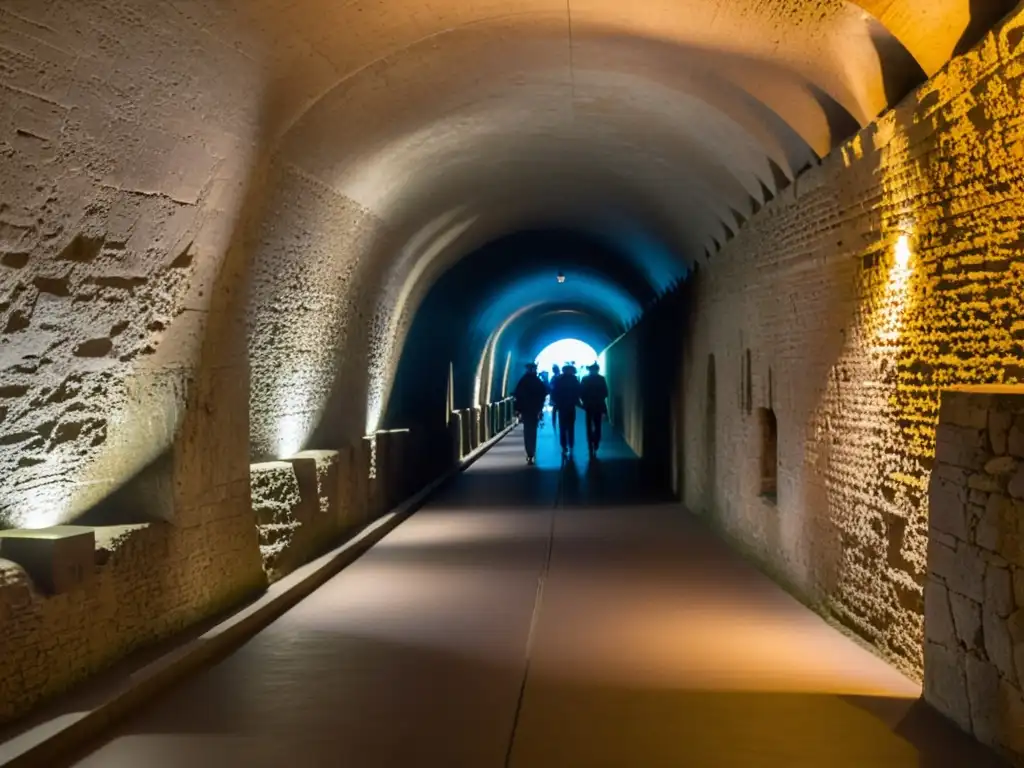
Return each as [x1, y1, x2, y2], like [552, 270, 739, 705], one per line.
[63, 420, 1004, 767]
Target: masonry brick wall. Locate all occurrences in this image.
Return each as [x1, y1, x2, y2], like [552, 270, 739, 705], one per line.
[681, 10, 1024, 679]
[0, 508, 265, 722]
[925, 388, 1024, 759]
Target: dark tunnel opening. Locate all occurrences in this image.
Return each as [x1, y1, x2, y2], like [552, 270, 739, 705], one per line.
[383, 227, 679, 432]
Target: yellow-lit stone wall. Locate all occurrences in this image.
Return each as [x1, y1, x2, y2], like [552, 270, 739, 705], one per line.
[682, 10, 1024, 679]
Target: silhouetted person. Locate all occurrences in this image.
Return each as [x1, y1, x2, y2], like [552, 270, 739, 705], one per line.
[581, 362, 609, 457]
[551, 363, 581, 456]
[513, 362, 547, 464]
[549, 364, 561, 431]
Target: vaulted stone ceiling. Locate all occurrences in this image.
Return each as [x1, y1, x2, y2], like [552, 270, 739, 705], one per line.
[0, 0, 1013, 526]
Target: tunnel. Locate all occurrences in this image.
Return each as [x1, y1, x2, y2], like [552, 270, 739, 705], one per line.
[1, 0, 1024, 765]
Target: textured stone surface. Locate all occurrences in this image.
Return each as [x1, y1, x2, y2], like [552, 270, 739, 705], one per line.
[0, 0, 1015, 739]
[925, 641, 972, 733]
[0, 0, 261, 529]
[0, 513, 264, 722]
[681, 8, 1024, 683]
[249, 461, 303, 576]
[923, 390, 1024, 761]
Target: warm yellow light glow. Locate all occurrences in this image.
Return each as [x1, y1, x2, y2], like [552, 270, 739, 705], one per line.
[895, 234, 911, 270]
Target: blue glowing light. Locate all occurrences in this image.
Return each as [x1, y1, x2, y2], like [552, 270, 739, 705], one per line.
[535, 339, 599, 374]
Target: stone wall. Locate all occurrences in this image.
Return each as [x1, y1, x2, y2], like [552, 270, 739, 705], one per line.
[0, 516, 264, 722]
[680, 9, 1024, 679]
[0, 0, 263, 530]
[0, 400, 514, 724]
[926, 388, 1024, 761]
[605, 285, 686, 494]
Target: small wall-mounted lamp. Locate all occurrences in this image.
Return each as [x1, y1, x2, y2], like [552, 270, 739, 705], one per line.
[895, 234, 912, 270]
[556, 271, 566, 284]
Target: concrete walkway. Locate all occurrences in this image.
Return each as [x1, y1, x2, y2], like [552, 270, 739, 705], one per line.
[64, 420, 1005, 767]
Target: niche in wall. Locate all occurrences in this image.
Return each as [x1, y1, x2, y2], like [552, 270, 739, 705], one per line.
[758, 407, 778, 502]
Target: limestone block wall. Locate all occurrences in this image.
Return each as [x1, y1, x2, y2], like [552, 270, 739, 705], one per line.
[925, 389, 1024, 760]
[0, 515, 264, 722]
[247, 403, 514, 583]
[681, 9, 1024, 679]
[250, 448, 365, 582]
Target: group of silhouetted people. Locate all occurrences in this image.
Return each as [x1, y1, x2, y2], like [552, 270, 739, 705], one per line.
[512, 360, 609, 464]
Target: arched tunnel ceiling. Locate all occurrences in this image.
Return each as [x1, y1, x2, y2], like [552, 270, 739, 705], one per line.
[384, 230, 649, 428]
[251, 0, 1015, 276]
[245, 0, 1014, 445]
[0, 0, 1012, 522]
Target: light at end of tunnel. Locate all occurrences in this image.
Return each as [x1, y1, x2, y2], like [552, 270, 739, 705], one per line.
[895, 234, 911, 270]
[536, 339, 599, 375]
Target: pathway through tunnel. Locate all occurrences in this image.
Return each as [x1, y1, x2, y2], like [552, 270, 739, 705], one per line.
[63, 421, 1003, 768]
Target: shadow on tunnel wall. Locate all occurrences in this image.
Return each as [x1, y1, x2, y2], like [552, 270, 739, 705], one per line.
[604, 277, 691, 497]
[954, 0, 1020, 56]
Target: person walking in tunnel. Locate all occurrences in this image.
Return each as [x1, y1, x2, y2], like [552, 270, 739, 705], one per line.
[581, 362, 609, 457]
[551, 363, 582, 457]
[513, 362, 548, 464]
[549, 364, 561, 432]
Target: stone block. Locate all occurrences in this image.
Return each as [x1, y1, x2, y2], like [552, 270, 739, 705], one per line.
[967, 503, 986, 530]
[932, 462, 968, 485]
[999, 680, 1024, 754]
[950, 592, 983, 649]
[930, 476, 969, 539]
[924, 640, 972, 734]
[966, 656, 1001, 746]
[1014, 643, 1024, 689]
[925, 580, 957, 648]
[940, 392, 989, 430]
[986, 456, 1019, 476]
[936, 424, 988, 470]
[977, 494, 1013, 552]
[1014, 568, 1024, 609]
[1010, 421, 1024, 459]
[0, 526, 96, 595]
[286, 456, 321, 526]
[984, 608, 1016, 680]
[249, 462, 302, 526]
[970, 489, 990, 506]
[991, 409, 1014, 455]
[986, 563, 1015, 618]
[933, 529, 959, 550]
[929, 536, 958, 582]
[292, 451, 340, 514]
[969, 473, 1004, 493]
[1009, 466, 1024, 500]
[1010, 609, 1024, 643]
[942, 541, 987, 603]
